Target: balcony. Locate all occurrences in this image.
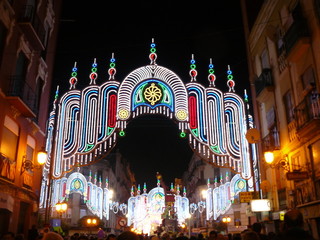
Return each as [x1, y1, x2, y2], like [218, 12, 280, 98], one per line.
[18, 5, 45, 51]
[5, 76, 37, 118]
[261, 129, 280, 153]
[284, 19, 310, 62]
[294, 92, 320, 139]
[254, 68, 274, 97]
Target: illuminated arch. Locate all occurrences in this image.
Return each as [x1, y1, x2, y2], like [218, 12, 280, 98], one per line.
[43, 43, 255, 184]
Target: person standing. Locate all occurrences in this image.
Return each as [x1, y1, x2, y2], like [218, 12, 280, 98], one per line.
[280, 209, 314, 240]
[97, 228, 105, 240]
[28, 225, 39, 240]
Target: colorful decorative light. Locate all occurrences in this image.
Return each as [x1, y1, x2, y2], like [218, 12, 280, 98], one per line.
[41, 40, 258, 224]
[89, 58, 98, 85]
[208, 59, 216, 87]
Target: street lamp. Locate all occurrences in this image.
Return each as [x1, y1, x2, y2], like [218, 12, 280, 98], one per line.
[20, 149, 47, 175]
[86, 217, 99, 235]
[37, 148, 48, 165]
[87, 218, 97, 225]
[222, 216, 231, 235]
[55, 201, 68, 218]
[264, 151, 289, 171]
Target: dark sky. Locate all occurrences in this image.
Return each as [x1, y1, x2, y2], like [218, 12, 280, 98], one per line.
[52, 1, 250, 188]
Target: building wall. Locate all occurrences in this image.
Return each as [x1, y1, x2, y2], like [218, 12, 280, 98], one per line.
[0, 0, 62, 236]
[243, 0, 320, 238]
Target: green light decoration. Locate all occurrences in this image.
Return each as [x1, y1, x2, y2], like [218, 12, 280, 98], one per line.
[84, 144, 94, 152]
[210, 145, 221, 153]
[119, 130, 125, 137]
[107, 127, 114, 135]
[180, 132, 186, 138]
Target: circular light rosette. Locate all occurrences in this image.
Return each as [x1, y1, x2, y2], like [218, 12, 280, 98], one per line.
[176, 109, 188, 121]
[118, 109, 130, 120]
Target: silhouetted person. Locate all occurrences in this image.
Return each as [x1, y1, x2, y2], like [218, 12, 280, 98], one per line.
[232, 233, 241, 240]
[197, 233, 204, 240]
[43, 232, 63, 240]
[207, 231, 217, 240]
[97, 228, 105, 240]
[281, 209, 313, 240]
[251, 223, 267, 240]
[117, 232, 139, 240]
[106, 235, 116, 240]
[28, 225, 39, 240]
[242, 231, 260, 240]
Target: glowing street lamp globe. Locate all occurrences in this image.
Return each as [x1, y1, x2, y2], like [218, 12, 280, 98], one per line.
[56, 202, 68, 213]
[222, 217, 231, 223]
[264, 151, 274, 164]
[37, 149, 47, 165]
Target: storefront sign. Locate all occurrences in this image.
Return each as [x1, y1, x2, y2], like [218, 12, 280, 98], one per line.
[286, 171, 309, 180]
[251, 199, 271, 212]
[239, 191, 259, 203]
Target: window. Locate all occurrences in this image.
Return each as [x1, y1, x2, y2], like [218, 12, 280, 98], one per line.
[0, 22, 7, 68]
[301, 67, 315, 91]
[291, 153, 301, 171]
[26, 135, 35, 172]
[311, 140, 320, 179]
[266, 107, 276, 129]
[15, 51, 29, 78]
[35, 77, 44, 113]
[1, 116, 19, 161]
[283, 90, 294, 123]
[0, 116, 19, 181]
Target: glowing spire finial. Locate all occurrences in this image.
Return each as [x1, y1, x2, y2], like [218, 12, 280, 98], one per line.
[149, 38, 157, 65]
[105, 178, 109, 188]
[227, 65, 235, 92]
[189, 54, 197, 82]
[137, 184, 141, 195]
[143, 183, 147, 193]
[69, 62, 78, 89]
[89, 58, 98, 85]
[208, 59, 216, 87]
[108, 53, 117, 80]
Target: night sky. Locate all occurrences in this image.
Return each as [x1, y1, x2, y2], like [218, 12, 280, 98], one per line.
[52, 1, 250, 188]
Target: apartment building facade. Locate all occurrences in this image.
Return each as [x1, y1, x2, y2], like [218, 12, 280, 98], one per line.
[242, 0, 320, 237]
[0, 0, 62, 235]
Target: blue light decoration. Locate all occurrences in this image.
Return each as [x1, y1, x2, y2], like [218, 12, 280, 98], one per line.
[40, 39, 259, 224]
[205, 174, 247, 221]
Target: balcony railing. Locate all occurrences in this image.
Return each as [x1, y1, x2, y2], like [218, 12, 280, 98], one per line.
[6, 76, 38, 116]
[294, 92, 320, 130]
[18, 5, 45, 51]
[284, 19, 309, 59]
[255, 68, 273, 96]
[261, 129, 280, 153]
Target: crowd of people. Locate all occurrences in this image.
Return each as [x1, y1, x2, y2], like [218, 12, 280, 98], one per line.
[0, 209, 315, 240]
